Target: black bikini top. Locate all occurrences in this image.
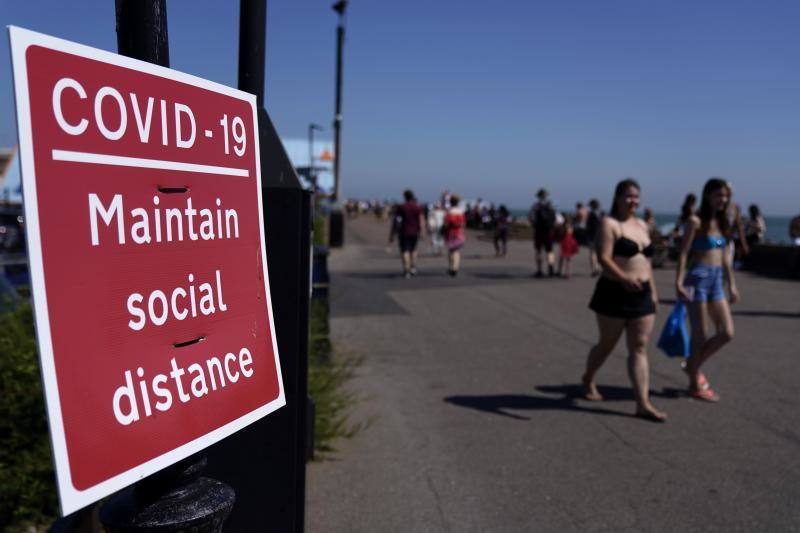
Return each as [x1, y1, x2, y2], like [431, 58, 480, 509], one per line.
[613, 236, 655, 258]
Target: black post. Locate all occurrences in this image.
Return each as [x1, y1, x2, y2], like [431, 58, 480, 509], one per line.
[114, 0, 170, 67]
[204, 1, 312, 531]
[331, 1, 347, 202]
[100, 2, 235, 531]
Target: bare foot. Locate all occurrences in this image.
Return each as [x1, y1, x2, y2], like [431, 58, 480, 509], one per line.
[582, 375, 603, 401]
[635, 404, 668, 423]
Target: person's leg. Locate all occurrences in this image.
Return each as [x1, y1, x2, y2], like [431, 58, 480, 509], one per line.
[546, 239, 555, 275]
[410, 248, 418, 275]
[589, 246, 599, 275]
[501, 234, 507, 256]
[494, 235, 501, 256]
[402, 250, 411, 276]
[534, 239, 543, 275]
[564, 257, 572, 279]
[583, 314, 626, 400]
[452, 249, 461, 272]
[686, 299, 734, 384]
[625, 314, 666, 419]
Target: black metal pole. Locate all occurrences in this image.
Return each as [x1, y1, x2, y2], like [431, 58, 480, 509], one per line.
[332, 1, 347, 202]
[114, 0, 170, 67]
[237, 0, 266, 105]
[100, 3, 235, 530]
[204, 1, 312, 531]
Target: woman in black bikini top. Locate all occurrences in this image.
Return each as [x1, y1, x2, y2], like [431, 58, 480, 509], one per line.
[613, 236, 655, 258]
[583, 179, 666, 422]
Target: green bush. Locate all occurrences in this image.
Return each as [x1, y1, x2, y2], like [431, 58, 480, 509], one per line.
[0, 300, 58, 530]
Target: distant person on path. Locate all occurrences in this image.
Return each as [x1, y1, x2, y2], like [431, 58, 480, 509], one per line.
[745, 204, 766, 246]
[675, 178, 738, 402]
[493, 204, 511, 257]
[393, 190, 425, 278]
[428, 202, 446, 256]
[558, 215, 579, 278]
[643, 207, 657, 235]
[586, 199, 604, 276]
[528, 188, 557, 277]
[573, 202, 589, 246]
[674, 194, 697, 237]
[444, 195, 466, 276]
[583, 179, 666, 422]
[726, 195, 749, 266]
[791, 212, 800, 245]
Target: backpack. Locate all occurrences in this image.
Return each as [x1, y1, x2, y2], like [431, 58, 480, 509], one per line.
[535, 202, 556, 229]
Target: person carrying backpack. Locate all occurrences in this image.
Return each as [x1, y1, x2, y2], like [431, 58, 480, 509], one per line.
[528, 188, 557, 277]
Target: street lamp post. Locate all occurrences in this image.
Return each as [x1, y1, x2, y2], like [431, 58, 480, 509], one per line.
[331, 0, 347, 202]
[308, 123, 323, 191]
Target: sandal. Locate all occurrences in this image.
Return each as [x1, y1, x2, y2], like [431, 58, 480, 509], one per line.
[681, 361, 709, 391]
[689, 388, 720, 403]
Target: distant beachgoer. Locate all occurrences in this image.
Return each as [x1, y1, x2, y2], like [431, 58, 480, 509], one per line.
[675, 178, 738, 402]
[393, 189, 425, 278]
[643, 208, 657, 235]
[726, 195, 749, 265]
[791, 212, 800, 245]
[583, 179, 666, 422]
[675, 194, 697, 234]
[494, 205, 511, 257]
[558, 215, 579, 278]
[745, 204, 766, 247]
[586, 199, 604, 276]
[528, 188, 557, 277]
[428, 202, 446, 255]
[573, 202, 588, 245]
[444, 195, 466, 276]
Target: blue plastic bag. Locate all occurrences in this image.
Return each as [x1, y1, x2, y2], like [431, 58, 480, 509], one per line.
[657, 301, 690, 358]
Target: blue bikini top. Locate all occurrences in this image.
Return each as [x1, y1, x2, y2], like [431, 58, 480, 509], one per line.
[691, 234, 727, 251]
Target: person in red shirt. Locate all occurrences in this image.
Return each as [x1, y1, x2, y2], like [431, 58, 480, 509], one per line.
[392, 189, 426, 278]
[443, 195, 466, 276]
[558, 215, 580, 279]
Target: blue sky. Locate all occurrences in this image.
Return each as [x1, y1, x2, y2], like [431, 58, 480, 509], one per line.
[2, 1, 798, 214]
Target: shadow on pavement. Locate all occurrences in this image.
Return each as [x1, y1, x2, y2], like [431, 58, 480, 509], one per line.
[471, 272, 532, 280]
[732, 309, 800, 319]
[445, 391, 633, 421]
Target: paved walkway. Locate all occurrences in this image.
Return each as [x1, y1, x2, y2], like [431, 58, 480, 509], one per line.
[306, 216, 800, 532]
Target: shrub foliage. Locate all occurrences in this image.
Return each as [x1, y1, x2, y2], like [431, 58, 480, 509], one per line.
[0, 300, 58, 529]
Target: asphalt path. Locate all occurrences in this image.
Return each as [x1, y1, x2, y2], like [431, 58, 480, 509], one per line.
[306, 216, 800, 532]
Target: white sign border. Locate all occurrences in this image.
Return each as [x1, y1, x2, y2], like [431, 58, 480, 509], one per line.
[8, 25, 286, 516]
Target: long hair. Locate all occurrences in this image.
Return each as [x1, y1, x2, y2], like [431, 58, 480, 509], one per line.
[609, 178, 640, 220]
[680, 193, 696, 223]
[698, 178, 731, 236]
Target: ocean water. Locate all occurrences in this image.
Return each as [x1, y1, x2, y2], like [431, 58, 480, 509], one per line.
[508, 209, 793, 245]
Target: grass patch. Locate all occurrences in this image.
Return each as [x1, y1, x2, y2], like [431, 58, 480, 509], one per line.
[0, 299, 58, 530]
[308, 295, 363, 456]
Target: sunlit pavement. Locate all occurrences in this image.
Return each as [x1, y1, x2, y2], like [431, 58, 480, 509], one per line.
[306, 216, 800, 533]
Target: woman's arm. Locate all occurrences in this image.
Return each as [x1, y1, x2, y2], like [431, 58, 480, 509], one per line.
[723, 233, 740, 304]
[596, 218, 641, 290]
[675, 216, 697, 300]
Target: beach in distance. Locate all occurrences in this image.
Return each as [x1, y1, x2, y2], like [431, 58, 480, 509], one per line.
[504, 210, 793, 245]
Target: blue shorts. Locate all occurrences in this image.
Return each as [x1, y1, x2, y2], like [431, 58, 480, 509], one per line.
[684, 264, 725, 302]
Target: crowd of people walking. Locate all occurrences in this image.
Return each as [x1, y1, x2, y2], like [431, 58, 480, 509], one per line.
[379, 176, 753, 423]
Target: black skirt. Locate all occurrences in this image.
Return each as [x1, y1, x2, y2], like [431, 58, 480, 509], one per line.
[589, 276, 656, 319]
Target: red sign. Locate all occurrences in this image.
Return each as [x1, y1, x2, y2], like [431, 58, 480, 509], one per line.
[9, 27, 285, 514]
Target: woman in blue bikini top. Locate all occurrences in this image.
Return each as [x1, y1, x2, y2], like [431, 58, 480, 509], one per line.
[675, 178, 739, 403]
